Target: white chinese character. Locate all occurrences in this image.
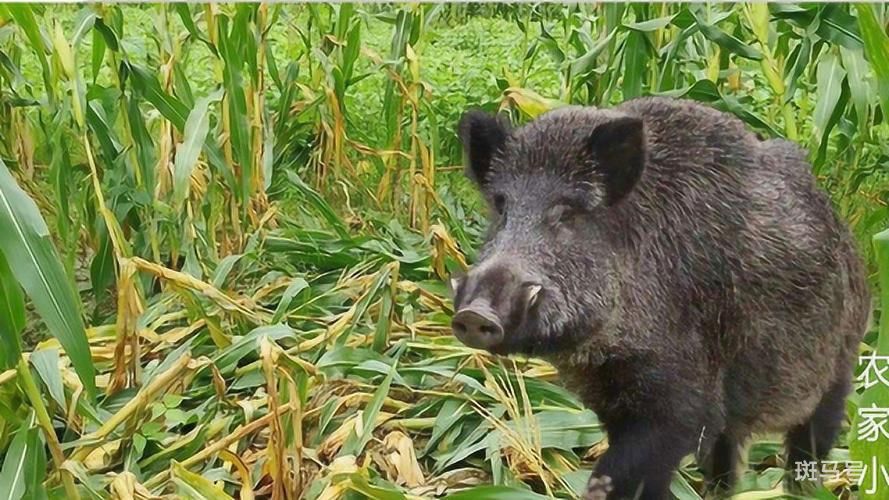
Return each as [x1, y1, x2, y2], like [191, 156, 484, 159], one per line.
[857, 354, 889, 389]
[880, 460, 889, 493]
[845, 460, 865, 486]
[860, 456, 889, 494]
[794, 460, 819, 481]
[858, 405, 889, 442]
[821, 460, 843, 482]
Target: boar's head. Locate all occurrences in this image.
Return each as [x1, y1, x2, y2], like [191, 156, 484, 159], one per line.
[451, 107, 646, 356]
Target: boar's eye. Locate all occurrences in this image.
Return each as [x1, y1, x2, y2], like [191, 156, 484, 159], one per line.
[547, 203, 585, 230]
[491, 193, 507, 215]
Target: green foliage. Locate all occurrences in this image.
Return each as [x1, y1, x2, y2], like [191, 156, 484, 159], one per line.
[850, 228, 889, 499]
[0, 414, 46, 500]
[0, 158, 95, 397]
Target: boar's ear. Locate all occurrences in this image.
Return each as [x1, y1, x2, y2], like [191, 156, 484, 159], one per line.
[586, 116, 645, 206]
[458, 110, 510, 188]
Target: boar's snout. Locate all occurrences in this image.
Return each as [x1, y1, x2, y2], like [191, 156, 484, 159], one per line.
[450, 261, 545, 352]
[452, 302, 504, 349]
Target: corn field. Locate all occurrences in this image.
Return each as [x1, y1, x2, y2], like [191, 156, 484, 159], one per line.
[1, 3, 889, 499]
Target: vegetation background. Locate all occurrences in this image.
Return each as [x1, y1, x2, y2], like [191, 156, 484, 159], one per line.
[1, 2, 889, 499]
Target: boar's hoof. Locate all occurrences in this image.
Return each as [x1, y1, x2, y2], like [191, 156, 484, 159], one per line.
[584, 474, 613, 500]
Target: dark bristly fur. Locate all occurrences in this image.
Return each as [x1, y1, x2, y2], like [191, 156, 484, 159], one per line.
[451, 97, 870, 499]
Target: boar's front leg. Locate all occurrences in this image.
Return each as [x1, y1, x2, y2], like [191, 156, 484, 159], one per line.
[582, 356, 719, 500]
[586, 418, 695, 499]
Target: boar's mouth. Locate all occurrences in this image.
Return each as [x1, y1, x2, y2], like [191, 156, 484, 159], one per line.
[450, 285, 582, 356]
[450, 263, 588, 356]
[488, 306, 602, 358]
[451, 274, 539, 351]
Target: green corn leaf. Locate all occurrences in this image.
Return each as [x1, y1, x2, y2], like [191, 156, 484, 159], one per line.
[30, 349, 66, 409]
[89, 27, 105, 82]
[5, 4, 53, 99]
[814, 81, 850, 170]
[813, 51, 846, 142]
[47, 123, 73, 263]
[343, 473, 407, 500]
[443, 486, 549, 500]
[372, 287, 394, 352]
[89, 221, 114, 306]
[125, 94, 157, 193]
[0, 49, 26, 88]
[784, 37, 812, 104]
[670, 474, 704, 500]
[625, 15, 676, 32]
[210, 253, 244, 288]
[423, 398, 470, 456]
[70, 10, 97, 47]
[840, 46, 872, 130]
[0, 158, 96, 398]
[171, 461, 235, 500]
[563, 469, 595, 498]
[261, 108, 274, 191]
[338, 343, 404, 457]
[217, 15, 253, 209]
[265, 42, 282, 91]
[211, 324, 296, 375]
[0, 413, 45, 500]
[92, 17, 119, 52]
[61, 461, 111, 499]
[172, 63, 195, 110]
[567, 28, 616, 78]
[286, 171, 351, 239]
[173, 93, 218, 207]
[817, 4, 863, 50]
[502, 410, 602, 451]
[0, 251, 25, 370]
[688, 8, 762, 61]
[85, 100, 122, 163]
[125, 62, 189, 129]
[336, 265, 393, 347]
[173, 4, 215, 55]
[125, 62, 234, 189]
[341, 18, 362, 86]
[856, 3, 889, 118]
[271, 277, 309, 324]
[653, 79, 781, 137]
[622, 30, 649, 99]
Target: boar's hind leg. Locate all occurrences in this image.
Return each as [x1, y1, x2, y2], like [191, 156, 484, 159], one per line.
[784, 375, 850, 479]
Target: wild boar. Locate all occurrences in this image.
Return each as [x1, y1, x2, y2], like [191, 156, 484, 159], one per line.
[450, 97, 870, 499]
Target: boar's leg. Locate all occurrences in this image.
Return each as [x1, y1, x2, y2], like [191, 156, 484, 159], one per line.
[784, 375, 850, 481]
[701, 432, 739, 494]
[573, 351, 720, 500]
[587, 416, 703, 500]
